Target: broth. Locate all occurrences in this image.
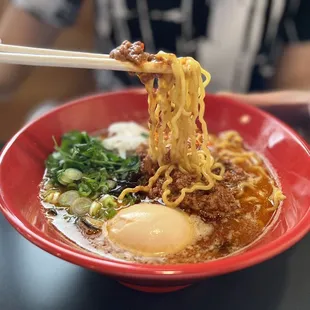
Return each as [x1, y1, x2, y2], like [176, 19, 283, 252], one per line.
[40, 125, 284, 264]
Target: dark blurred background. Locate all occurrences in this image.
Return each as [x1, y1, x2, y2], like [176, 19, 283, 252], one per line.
[0, 0, 95, 142]
[0, 0, 310, 142]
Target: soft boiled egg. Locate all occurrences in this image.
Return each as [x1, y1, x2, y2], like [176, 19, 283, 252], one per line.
[107, 203, 195, 257]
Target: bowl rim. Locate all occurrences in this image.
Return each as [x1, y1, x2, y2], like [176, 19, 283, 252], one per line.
[0, 88, 310, 281]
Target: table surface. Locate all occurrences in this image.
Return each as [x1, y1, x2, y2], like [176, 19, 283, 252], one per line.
[0, 120, 309, 310]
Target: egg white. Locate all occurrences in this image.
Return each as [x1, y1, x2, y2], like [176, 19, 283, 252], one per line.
[106, 203, 213, 257]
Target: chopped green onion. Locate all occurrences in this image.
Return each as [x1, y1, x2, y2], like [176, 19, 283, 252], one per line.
[89, 201, 102, 217]
[100, 195, 117, 208]
[70, 197, 92, 216]
[67, 183, 78, 190]
[102, 208, 117, 219]
[81, 216, 103, 231]
[123, 194, 138, 206]
[43, 191, 61, 204]
[107, 180, 116, 190]
[100, 184, 109, 194]
[58, 190, 80, 208]
[57, 172, 72, 185]
[45, 130, 141, 199]
[89, 192, 100, 200]
[63, 168, 83, 181]
[78, 183, 92, 197]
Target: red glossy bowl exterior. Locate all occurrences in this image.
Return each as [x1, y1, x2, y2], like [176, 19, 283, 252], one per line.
[0, 89, 309, 292]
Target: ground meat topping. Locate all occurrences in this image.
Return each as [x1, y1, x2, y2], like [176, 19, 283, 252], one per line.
[110, 40, 156, 65]
[136, 143, 149, 159]
[181, 184, 240, 221]
[136, 144, 158, 177]
[137, 147, 248, 221]
[222, 164, 248, 186]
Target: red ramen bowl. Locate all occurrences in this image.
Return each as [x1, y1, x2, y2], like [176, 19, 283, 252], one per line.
[0, 89, 309, 293]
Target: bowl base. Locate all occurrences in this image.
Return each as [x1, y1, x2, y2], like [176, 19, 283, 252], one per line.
[119, 281, 191, 293]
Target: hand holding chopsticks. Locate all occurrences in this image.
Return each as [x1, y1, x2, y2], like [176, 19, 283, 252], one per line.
[0, 44, 171, 74]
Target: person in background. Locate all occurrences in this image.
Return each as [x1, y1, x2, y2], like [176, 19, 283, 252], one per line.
[0, 0, 309, 129]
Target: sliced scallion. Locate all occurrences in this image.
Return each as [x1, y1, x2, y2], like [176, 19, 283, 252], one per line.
[100, 195, 117, 208]
[67, 183, 78, 190]
[63, 168, 83, 181]
[78, 183, 92, 197]
[100, 184, 109, 194]
[57, 172, 72, 185]
[107, 180, 116, 190]
[43, 191, 61, 204]
[58, 190, 80, 208]
[70, 197, 92, 216]
[89, 201, 102, 217]
[102, 208, 117, 219]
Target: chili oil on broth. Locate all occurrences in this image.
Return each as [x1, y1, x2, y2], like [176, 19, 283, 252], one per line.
[40, 123, 284, 265]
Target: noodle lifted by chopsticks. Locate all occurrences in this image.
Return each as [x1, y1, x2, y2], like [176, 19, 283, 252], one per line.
[119, 52, 225, 207]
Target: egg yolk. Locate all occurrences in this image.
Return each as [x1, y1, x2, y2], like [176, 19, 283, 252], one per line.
[107, 203, 194, 257]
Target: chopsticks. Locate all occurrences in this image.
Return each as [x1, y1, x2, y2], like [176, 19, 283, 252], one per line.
[0, 44, 171, 73]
